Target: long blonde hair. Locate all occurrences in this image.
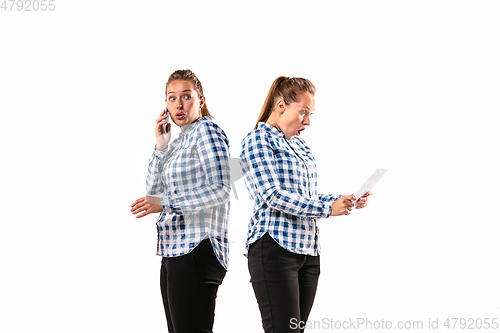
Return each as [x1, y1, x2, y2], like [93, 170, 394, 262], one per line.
[254, 76, 316, 129]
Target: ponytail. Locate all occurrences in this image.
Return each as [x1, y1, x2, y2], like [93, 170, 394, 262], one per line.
[254, 76, 288, 129]
[254, 76, 316, 129]
[200, 104, 211, 117]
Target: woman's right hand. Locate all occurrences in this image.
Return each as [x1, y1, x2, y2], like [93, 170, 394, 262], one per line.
[330, 194, 356, 216]
[156, 109, 171, 151]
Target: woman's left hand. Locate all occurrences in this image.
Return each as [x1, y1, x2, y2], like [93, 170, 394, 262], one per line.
[131, 196, 163, 218]
[355, 191, 373, 209]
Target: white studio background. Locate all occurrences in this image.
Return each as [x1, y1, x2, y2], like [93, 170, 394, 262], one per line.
[1, 0, 499, 332]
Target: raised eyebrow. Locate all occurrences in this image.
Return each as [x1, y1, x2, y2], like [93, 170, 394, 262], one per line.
[167, 90, 192, 95]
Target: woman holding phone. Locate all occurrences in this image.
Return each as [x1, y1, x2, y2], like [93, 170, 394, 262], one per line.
[240, 76, 372, 333]
[131, 69, 230, 333]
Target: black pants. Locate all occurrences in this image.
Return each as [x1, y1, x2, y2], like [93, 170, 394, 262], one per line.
[248, 233, 321, 333]
[160, 239, 226, 333]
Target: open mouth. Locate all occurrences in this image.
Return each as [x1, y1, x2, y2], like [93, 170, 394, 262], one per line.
[175, 112, 186, 119]
[296, 128, 305, 136]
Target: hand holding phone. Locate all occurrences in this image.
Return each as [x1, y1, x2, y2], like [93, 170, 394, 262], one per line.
[155, 106, 171, 151]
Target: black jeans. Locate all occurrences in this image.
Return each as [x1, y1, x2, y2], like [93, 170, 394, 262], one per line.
[248, 233, 321, 333]
[160, 239, 226, 333]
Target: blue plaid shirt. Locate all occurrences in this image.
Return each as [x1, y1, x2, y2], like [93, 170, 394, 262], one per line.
[240, 122, 341, 256]
[146, 117, 231, 270]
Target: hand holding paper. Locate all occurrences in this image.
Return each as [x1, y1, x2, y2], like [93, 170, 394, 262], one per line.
[330, 194, 357, 216]
[355, 190, 372, 209]
[353, 168, 388, 208]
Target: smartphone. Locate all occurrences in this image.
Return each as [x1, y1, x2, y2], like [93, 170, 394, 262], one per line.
[163, 102, 170, 133]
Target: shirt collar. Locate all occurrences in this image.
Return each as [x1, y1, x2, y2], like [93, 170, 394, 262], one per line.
[180, 116, 211, 134]
[257, 122, 289, 140]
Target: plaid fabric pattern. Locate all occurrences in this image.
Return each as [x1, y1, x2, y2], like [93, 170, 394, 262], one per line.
[240, 122, 341, 256]
[146, 117, 231, 270]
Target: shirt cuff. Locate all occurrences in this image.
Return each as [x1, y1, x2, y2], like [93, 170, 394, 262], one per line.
[321, 201, 332, 218]
[154, 145, 168, 156]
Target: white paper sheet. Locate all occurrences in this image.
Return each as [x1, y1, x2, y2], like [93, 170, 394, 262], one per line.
[354, 168, 389, 207]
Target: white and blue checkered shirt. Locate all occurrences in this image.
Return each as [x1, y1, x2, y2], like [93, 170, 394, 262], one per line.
[240, 122, 341, 256]
[146, 117, 231, 270]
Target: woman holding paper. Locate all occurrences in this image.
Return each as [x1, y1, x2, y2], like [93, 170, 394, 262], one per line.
[131, 69, 230, 333]
[240, 76, 372, 333]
